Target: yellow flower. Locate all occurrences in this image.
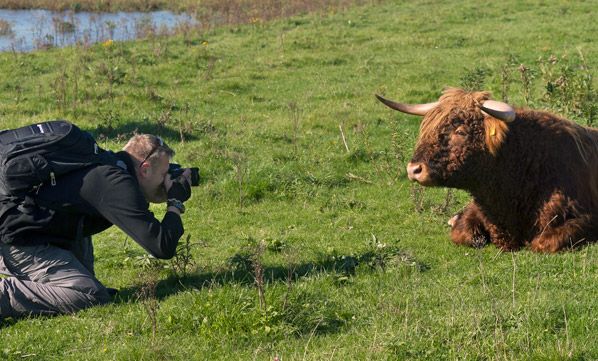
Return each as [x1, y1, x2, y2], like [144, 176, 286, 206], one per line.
[103, 39, 113, 47]
[201, 40, 208, 46]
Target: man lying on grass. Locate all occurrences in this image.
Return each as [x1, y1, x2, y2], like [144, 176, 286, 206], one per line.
[0, 127, 193, 319]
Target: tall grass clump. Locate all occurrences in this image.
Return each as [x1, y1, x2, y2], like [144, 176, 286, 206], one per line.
[0, 0, 167, 12]
[0, 19, 14, 36]
[0, 0, 376, 15]
[496, 51, 596, 125]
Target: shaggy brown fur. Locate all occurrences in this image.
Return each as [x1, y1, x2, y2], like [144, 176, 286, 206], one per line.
[410, 88, 598, 252]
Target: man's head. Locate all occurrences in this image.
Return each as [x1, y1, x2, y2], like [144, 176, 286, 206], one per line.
[123, 134, 175, 203]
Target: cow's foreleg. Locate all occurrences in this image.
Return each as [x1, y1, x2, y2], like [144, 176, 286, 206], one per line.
[450, 202, 490, 248]
[530, 193, 590, 253]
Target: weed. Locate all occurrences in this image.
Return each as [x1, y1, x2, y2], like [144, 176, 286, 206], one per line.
[145, 86, 163, 102]
[288, 101, 301, 155]
[226, 237, 268, 310]
[202, 55, 218, 81]
[390, 126, 411, 179]
[134, 15, 156, 39]
[518, 63, 534, 106]
[363, 234, 426, 272]
[134, 255, 163, 342]
[471, 235, 488, 249]
[52, 65, 69, 112]
[431, 188, 456, 216]
[575, 50, 597, 126]
[538, 52, 596, 125]
[13, 84, 22, 104]
[227, 251, 253, 274]
[177, 102, 194, 143]
[495, 51, 596, 125]
[53, 17, 76, 34]
[460, 66, 491, 91]
[281, 244, 299, 310]
[105, 62, 126, 95]
[317, 236, 427, 278]
[169, 234, 197, 279]
[410, 183, 425, 213]
[0, 19, 14, 36]
[499, 64, 512, 103]
[266, 238, 287, 253]
[368, 125, 411, 182]
[229, 150, 248, 210]
[156, 109, 172, 132]
[251, 240, 267, 311]
[352, 120, 372, 157]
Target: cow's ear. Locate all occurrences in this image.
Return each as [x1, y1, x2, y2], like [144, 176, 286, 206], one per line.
[484, 117, 509, 156]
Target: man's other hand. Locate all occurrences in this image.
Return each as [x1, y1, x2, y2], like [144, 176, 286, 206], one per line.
[165, 169, 192, 202]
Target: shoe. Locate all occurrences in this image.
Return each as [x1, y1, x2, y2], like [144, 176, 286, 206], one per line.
[106, 288, 119, 297]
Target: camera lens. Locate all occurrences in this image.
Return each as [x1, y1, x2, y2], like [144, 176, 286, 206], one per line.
[168, 164, 200, 186]
[189, 168, 200, 186]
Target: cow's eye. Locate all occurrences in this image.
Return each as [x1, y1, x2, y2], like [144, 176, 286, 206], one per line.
[455, 129, 467, 136]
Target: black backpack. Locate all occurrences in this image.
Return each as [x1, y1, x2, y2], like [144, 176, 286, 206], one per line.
[0, 120, 115, 197]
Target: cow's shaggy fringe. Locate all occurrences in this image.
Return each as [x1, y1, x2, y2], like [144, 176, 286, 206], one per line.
[418, 88, 509, 156]
[418, 87, 598, 163]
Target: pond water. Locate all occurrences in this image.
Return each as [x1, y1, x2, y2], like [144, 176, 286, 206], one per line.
[0, 9, 196, 52]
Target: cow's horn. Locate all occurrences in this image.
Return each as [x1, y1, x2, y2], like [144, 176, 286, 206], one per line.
[375, 94, 438, 116]
[480, 100, 516, 123]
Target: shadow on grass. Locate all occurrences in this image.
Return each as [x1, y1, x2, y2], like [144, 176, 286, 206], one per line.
[114, 249, 430, 303]
[0, 249, 428, 328]
[0, 317, 17, 329]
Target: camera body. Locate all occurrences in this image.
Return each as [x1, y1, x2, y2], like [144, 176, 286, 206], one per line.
[168, 163, 200, 186]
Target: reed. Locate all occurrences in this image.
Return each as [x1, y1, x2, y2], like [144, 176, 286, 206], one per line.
[0, 0, 374, 23]
[0, 0, 167, 12]
[0, 19, 13, 36]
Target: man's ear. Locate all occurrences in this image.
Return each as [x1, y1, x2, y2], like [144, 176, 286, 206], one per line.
[138, 162, 151, 179]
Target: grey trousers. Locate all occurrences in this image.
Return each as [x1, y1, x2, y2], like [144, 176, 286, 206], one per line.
[0, 237, 110, 319]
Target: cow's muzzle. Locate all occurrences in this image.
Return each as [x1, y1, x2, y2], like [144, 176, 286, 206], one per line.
[407, 162, 434, 186]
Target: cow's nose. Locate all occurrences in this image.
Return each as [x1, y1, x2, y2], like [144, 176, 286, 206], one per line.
[407, 162, 422, 180]
[406, 162, 431, 185]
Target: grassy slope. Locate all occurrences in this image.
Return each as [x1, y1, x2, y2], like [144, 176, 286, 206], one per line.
[0, 0, 597, 359]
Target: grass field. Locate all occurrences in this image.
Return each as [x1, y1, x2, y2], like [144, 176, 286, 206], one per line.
[0, 0, 597, 359]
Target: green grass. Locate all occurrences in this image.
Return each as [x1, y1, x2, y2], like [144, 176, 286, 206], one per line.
[1, 0, 597, 359]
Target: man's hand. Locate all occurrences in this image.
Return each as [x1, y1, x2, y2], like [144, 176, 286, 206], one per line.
[165, 169, 192, 202]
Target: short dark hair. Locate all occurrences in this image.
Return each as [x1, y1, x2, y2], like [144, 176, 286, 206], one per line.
[123, 134, 175, 167]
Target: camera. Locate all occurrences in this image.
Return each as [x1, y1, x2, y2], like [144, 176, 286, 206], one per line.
[168, 163, 200, 186]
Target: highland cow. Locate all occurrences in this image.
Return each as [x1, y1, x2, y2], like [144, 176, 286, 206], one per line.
[377, 88, 598, 252]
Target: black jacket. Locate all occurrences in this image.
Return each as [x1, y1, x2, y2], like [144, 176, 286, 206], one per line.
[0, 151, 183, 259]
